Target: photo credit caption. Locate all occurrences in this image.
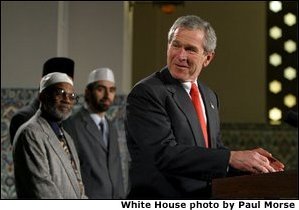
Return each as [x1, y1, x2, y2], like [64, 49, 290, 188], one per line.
[121, 200, 296, 210]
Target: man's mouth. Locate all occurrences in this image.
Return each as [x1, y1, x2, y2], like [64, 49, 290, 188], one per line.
[175, 63, 189, 69]
[59, 105, 71, 112]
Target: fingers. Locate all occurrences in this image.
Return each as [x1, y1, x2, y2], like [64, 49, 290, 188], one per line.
[268, 156, 285, 171]
[254, 154, 276, 173]
[229, 150, 267, 173]
[253, 148, 285, 172]
[253, 147, 272, 158]
[229, 150, 285, 174]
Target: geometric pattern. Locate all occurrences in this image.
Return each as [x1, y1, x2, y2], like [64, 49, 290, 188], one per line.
[1, 88, 298, 199]
[221, 123, 298, 170]
[1, 88, 130, 199]
[267, 1, 298, 124]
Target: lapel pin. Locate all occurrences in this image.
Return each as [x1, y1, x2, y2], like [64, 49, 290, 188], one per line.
[210, 102, 214, 109]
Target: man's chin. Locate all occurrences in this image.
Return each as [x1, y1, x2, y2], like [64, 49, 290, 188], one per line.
[97, 104, 110, 112]
[171, 71, 189, 82]
[56, 110, 72, 121]
[99, 107, 109, 112]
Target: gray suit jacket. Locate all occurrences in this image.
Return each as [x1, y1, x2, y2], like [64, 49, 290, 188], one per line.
[63, 107, 126, 199]
[125, 67, 231, 199]
[13, 109, 86, 199]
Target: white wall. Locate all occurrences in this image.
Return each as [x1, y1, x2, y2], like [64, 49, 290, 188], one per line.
[1, 1, 58, 89]
[1, 1, 273, 123]
[1, 1, 132, 94]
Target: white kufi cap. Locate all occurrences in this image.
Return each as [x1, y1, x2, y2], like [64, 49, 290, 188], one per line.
[40, 72, 73, 93]
[87, 67, 115, 85]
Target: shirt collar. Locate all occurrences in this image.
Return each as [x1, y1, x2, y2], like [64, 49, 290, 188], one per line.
[90, 113, 105, 125]
[84, 103, 105, 124]
[181, 81, 198, 95]
[47, 120, 63, 137]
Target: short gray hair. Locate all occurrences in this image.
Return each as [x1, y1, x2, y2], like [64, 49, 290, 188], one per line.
[168, 15, 217, 53]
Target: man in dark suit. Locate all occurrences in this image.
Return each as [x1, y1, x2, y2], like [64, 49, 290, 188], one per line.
[9, 57, 74, 143]
[125, 15, 284, 199]
[63, 68, 126, 199]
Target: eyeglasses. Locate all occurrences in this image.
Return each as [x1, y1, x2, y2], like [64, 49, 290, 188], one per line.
[53, 88, 78, 103]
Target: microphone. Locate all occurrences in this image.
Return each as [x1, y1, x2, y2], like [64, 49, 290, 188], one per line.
[284, 111, 298, 128]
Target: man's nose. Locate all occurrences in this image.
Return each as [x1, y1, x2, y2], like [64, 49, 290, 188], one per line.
[177, 48, 187, 60]
[103, 89, 109, 98]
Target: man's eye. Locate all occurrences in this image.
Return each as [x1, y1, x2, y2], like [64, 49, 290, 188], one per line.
[56, 89, 65, 95]
[172, 43, 179, 48]
[186, 47, 197, 53]
[97, 87, 105, 92]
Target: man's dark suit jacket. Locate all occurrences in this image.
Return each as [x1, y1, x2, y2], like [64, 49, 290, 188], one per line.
[63, 107, 126, 199]
[125, 67, 231, 199]
[10, 97, 40, 143]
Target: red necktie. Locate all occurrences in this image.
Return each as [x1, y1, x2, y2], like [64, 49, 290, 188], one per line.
[190, 82, 209, 148]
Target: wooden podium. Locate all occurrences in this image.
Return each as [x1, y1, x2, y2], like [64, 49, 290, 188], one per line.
[212, 170, 298, 199]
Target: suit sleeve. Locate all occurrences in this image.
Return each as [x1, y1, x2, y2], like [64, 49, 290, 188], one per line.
[125, 83, 230, 181]
[13, 128, 63, 199]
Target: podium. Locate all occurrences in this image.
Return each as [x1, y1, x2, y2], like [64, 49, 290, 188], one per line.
[212, 170, 298, 199]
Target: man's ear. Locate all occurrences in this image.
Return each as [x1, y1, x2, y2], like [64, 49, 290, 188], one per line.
[203, 52, 215, 67]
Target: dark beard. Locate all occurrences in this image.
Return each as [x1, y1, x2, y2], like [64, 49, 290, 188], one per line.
[96, 101, 109, 112]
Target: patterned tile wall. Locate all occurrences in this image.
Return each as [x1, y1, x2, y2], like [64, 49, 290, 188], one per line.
[1, 88, 130, 199]
[1, 88, 297, 199]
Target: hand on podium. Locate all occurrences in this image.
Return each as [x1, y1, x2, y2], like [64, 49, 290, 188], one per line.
[229, 147, 285, 174]
[254, 148, 285, 172]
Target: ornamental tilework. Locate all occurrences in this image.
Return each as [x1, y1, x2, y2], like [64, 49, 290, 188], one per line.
[1, 88, 130, 199]
[1, 88, 298, 199]
[221, 123, 298, 170]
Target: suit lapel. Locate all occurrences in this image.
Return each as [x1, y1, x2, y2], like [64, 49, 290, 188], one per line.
[198, 82, 217, 148]
[160, 68, 205, 147]
[38, 115, 80, 197]
[81, 108, 108, 151]
[63, 130, 81, 173]
[107, 120, 119, 161]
